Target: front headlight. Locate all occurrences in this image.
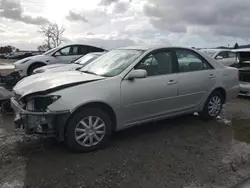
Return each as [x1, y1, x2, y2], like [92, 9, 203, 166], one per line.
[26, 95, 61, 112]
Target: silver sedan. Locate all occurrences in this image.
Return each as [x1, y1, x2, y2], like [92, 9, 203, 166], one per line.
[11, 46, 240, 152]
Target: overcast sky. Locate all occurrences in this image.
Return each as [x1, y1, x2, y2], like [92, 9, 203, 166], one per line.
[0, 0, 250, 50]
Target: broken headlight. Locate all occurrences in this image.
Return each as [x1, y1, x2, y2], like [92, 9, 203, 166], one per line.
[26, 95, 61, 112]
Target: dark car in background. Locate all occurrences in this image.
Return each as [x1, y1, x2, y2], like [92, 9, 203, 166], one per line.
[7, 52, 33, 60]
[232, 49, 250, 96]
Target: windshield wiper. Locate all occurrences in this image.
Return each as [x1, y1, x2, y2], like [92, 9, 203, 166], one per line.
[81, 70, 97, 75]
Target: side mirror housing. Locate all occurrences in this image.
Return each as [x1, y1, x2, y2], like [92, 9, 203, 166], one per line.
[216, 56, 223, 60]
[127, 69, 147, 80]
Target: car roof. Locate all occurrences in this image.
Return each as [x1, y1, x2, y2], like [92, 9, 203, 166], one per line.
[231, 48, 250, 52]
[58, 44, 106, 50]
[117, 45, 202, 51]
[200, 48, 231, 52]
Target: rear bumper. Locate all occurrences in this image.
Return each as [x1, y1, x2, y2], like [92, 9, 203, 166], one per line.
[239, 82, 250, 97]
[11, 97, 70, 140]
[14, 63, 27, 77]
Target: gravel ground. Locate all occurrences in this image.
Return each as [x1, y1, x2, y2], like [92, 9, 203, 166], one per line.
[0, 97, 250, 188]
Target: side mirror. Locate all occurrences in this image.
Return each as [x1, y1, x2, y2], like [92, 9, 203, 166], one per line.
[216, 56, 223, 60]
[127, 69, 147, 80]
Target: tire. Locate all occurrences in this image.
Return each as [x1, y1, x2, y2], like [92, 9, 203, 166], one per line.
[27, 63, 45, 75]
[1, 100, 14, 115]
[65, 108, 112, 152]
[200, 91, 224, 120]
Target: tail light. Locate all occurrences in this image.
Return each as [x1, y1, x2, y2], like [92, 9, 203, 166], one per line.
[238, 70, 240, 81]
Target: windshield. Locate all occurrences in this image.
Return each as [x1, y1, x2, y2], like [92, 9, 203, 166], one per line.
[80, 49, 144, 77]
[73, 54, 100, 65]
[43, 47, 59, 55]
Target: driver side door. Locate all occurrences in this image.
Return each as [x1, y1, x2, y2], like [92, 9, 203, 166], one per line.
[120, 49, 179, 126]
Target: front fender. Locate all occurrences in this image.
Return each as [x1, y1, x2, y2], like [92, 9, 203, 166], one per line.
[47, 77, 121, 112]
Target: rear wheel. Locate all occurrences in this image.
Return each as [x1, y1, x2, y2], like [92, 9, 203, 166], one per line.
[200, 91, 223, 120]
[65, 108, 112, 152]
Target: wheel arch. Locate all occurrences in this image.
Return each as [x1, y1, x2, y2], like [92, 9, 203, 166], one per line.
[27, 62, 46, 75]
[62, 101, 117, 140]
[211, 87, 226, 104]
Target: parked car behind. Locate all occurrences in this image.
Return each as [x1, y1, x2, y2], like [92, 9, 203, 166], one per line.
[33, 52, 106, 74]
[200, 49, 236, 66]
[11, 46, 239, 152]
[231, 48, 250, 97]
[8, 52, 33, 60]
[14, 44, 106, 77]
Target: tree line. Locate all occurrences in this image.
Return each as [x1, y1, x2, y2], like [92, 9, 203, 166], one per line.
[0, 46, 19, 54]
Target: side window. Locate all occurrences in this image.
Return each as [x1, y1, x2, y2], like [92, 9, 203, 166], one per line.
[216, 51, 229, 59]
[78, 46, 104, 55]
[228, 52, 236, 58]
[70, 46, 78, 55]
[135, 51, 173, 76]
[176, 49, 212, 73]
[78, 46, 88, 55]
[58, 46, 71, 56]
[88, 46, 104, 53]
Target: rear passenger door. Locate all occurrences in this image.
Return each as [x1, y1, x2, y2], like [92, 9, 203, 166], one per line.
[174, 48, 216, 110]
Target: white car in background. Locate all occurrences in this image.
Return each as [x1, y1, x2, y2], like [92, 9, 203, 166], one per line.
[14, 44, 106, 77]
[33, 52, 106, 74]
[200, 49, 236, 66]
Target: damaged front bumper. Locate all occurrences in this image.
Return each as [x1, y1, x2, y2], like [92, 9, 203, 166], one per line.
[0, 71, 21, 87]
[11, 97, 70, 141]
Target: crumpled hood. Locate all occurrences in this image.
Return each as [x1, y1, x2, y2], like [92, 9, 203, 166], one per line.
[35, 64, 81, 73]
[14, 71, 104, 97]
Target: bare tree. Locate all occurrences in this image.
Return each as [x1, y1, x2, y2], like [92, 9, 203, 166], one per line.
[37, 44, 49, 52]
[39, 22, 65, 50]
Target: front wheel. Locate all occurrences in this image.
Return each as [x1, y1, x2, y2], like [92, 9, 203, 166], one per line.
[200, 92, 223, 120]
[65, 108, 112, 152]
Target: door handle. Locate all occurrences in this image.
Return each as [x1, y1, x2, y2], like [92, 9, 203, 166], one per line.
[167, 80, 177, 85]
[208, 74, 215, 78]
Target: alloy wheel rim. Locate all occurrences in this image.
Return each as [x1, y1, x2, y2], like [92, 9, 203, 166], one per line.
[208, 96, 221, 117]
[74, 116, 106, 147]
